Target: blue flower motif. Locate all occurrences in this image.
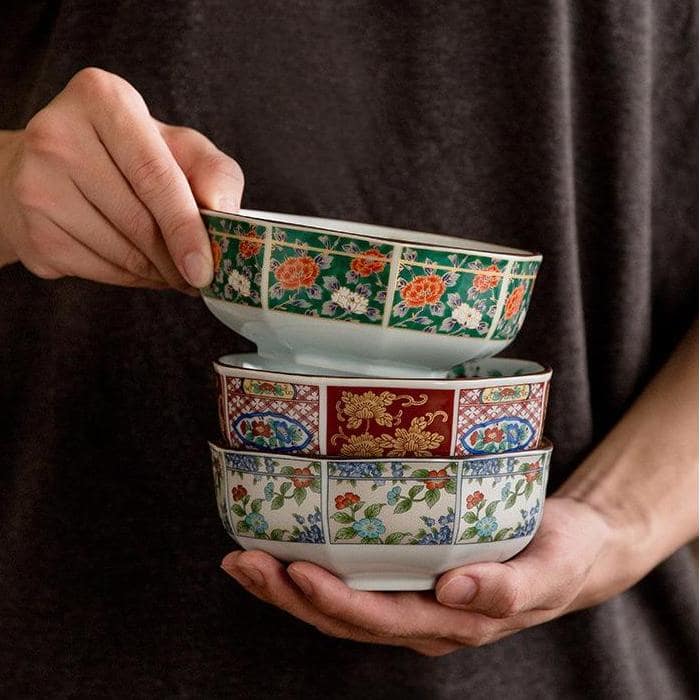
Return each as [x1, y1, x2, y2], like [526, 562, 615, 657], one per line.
[295, 524, 325, 543]
[512, 517, 536, 538]
[273, 421, 292, 445]
[421, 516, 436, 527]
[387, 485, 401, 505]
[504, 422, 522, 446]
[438, 512, 455, 526]
[264, 482, 274, 501]
[390, 464, 405, 478]
[244, 512, 269, 534]
[501, 483, 511, 499]
[352, 517, 386, 538]
[263, 458, 276, 474]
[226, 454, 260, 473]
[475, 515, 498, 537]
[437, 525, 452, 543]
[308, 508, 322, 525]
[293, 513, 305, 525]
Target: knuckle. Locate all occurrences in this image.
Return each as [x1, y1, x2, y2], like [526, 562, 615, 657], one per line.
[128, 156, 177, 199]
[203, 151, 245, 185]
[122, 246, 154, 279]
[161, 213, 196, 249]
[12, 166, 43, 209]
[69, 67, 127, 102]
[126, 207, 159, 244]
[490, 578, 525, 619]
[23, 111, 64, 157]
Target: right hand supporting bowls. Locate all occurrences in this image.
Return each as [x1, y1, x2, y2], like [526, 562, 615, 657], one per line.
[201, 209, 542, 375]
[215, 354, 551, 458]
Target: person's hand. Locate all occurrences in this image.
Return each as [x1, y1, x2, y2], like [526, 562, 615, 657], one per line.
[220, 497, 633, 656]
[0, 67, 244, 290]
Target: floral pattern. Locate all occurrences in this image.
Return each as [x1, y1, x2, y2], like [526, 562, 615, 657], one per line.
[327, 461, 458, 544]
[211, 446, 551, 550]
[203, 215, 266, 306]
[231, 412, 313, 452]
[204, 213, 540, 340]
[327, 388, 452, 457]
[389, 248, 508, 337]
[221, 452, 325, 543]
[268, 227, 391, 324]
[461, 417, 535, 455]
[492, 260, 540, 341]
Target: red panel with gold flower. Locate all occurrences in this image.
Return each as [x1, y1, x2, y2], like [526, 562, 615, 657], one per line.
[326, 387, 455, 457]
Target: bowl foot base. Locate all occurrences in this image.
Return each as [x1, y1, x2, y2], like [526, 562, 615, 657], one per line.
[342, 573, 436, 591]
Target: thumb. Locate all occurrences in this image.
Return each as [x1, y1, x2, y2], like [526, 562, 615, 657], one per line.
[159, 122, 245, 212]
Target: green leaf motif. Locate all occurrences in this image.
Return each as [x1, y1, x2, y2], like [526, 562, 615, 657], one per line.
[230, 504, 246, 517]
[504, 493, 517, 510]
[393, 499, 412, 515]
[270, 495, 285, 510]
[411, 469, 430, 478]
[425, 488, 440, 509]
[352, 501, 365, 513]
[332, 511, 355, 524]
[384, 532, 408, 544]
[444, 479, 456, 495]
[237, 520, 251, 533]
[242, 495, 250, 507]
[485, 500, 498, 517]
[280, 466, 295, 477]
[364, 503, 383, 519]
[460, 526, 478, 541]
[251, 499, 262, 514]
[280, 482, 292, 495]
[463, 511, 477, 524]
[494, 528, 512, 541]
[361, 537, 381, 544]
[310, 479, 321, 494]
[524, 481, 534, 499]
[335, 526, 357, 541]
[270, 528, 286, 541]
[293, 488, 307, 506]
[408, 484, 423, 499]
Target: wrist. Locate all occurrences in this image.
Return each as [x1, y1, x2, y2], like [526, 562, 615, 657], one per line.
[0, 130, 21, 268]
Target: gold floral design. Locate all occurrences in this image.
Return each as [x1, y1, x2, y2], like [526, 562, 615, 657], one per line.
[377, 414, 448, 456]
[330, 390, 449, 458]
[338, 433, 384, 457]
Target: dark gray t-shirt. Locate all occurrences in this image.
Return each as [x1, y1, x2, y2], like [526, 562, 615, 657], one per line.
[0, 1, 697, 697]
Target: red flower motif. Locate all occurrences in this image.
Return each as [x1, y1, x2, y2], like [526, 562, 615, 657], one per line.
[465, 490, 484, 509]
[525, 470, 540, 483]
[504, 285, 526, 320]
[252, 420, 273, 438]
[292, 467, 314, 489]
[351, 248, 387, 276]
[274, 256, 320, 290]
[335, 492, 360, 510]
[499, 387, 515, 397]
[239, 235, 263, 259]
[472, 264, 500, 292]
[483, 426, 505, 444]
[426, 468, 449, 490]
[469, 432, 479, 446]
[259, 382, 276, 392]
[231, 485, 247, 501]
[400, 274, 446, 308]
[211, 240, 222, 272]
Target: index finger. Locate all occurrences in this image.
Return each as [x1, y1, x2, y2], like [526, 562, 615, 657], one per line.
[87, 72, 212, 287]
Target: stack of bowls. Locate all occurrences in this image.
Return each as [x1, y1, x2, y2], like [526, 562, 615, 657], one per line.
[205, 209, 552, 590]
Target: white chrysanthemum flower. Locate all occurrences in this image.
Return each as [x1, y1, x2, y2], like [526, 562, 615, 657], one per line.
[228, 269, 251, 297]
[331, 286, 369, 314]
[451, 302, 481, 328]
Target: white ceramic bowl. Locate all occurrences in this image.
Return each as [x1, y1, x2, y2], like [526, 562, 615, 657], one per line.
[202, 209, 542, 375]
[210, 441, 552, 590]
[215, 354, 551, 458]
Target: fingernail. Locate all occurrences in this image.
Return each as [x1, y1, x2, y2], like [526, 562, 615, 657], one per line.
[288, 567, 313, 598]
[182, 250, 212, 288]
[437, 576, 478, 607]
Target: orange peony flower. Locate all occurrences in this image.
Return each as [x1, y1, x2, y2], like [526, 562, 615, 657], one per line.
[465, 490, 484, 509]
[400, 274, 446, 308]
[504, 285, 526, 319]
[472, 264, 501, 292]
[211, 240, 223, 272]
[239, 235, 263, 259]
[292, 467, 314, 489]
[231, 485, 247, 501]
[525, 470, 540, 483]
[351, 248, 387, 276]
[274, 256, 320, 290]
[483, 427, 505, 443]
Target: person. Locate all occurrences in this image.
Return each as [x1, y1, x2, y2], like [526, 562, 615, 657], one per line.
[0, 1, 697, 698]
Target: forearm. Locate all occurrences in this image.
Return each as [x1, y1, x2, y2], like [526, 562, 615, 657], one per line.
[0, 129, 21, 267]
[558, 324, 698, 607]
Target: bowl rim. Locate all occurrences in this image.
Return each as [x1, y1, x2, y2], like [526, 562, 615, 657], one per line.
[209, 437, 554, 466]
[214, 353, 553, 386]
[201, 207, 543, 260]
